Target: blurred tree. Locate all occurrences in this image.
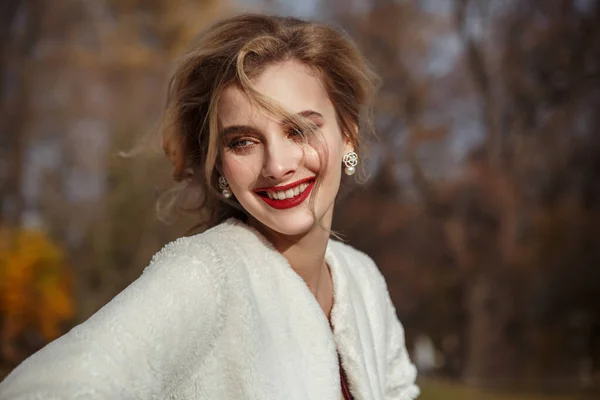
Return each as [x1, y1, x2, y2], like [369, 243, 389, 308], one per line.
[0, 227, 73, 363]
[0, 0, 229, 368]
[331, 0, 600, 390]
[0, 0, 44, 227]
[35, 0, 229, 319]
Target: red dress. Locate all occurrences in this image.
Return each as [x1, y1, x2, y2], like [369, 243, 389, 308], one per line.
[339, 355, 353, 400]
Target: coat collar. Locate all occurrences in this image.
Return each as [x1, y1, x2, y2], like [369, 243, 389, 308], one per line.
[328, 241, 381, 399]
[219, 218, 379, 399]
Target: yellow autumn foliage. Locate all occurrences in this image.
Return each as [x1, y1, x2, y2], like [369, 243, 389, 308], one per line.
[0, 228, 74, 343]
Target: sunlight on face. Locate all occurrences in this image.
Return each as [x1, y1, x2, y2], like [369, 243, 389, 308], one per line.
[217, 60, 353, 237]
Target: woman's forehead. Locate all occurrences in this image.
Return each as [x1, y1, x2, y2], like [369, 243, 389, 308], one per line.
[217, 60, 333, 127]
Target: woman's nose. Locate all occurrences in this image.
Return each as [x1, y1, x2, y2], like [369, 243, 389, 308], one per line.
[262, 135, 302, 182]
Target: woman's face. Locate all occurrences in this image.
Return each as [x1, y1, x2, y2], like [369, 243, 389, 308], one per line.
[217, 60, 353, 237]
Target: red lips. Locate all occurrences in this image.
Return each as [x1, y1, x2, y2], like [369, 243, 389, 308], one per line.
[254, 177, 315, 210]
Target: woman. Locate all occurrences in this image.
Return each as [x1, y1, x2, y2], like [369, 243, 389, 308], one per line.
[0, 14, 419, 400]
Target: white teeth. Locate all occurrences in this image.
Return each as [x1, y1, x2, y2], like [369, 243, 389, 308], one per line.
[266, 181, 311, 200]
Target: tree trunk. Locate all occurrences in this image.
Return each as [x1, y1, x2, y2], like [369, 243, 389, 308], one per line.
[463, 272, 520, 388]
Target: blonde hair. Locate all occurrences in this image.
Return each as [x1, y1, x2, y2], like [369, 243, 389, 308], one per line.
[159, 13, 378, 230]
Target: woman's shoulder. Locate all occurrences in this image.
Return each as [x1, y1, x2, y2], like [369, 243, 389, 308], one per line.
[144, 218, 250, 276]
[0, 225, 242, 398]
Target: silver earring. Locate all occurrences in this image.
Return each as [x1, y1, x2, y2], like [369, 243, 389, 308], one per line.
[218, 176, 232, 198]
[343, 151, 358, 176]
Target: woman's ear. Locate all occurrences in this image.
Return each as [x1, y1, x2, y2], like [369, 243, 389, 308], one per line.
[343, 123, 358, 154]
[344, 140, 355, 155]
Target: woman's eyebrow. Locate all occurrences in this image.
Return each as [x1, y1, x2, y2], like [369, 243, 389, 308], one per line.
[297, 110, 324, 120]
[220, 125, 253, 137]
[281, 110, 324, 125]
[221, 111, 324, 136]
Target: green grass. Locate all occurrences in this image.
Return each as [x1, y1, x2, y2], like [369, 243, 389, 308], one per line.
[418, 378, 584, 400]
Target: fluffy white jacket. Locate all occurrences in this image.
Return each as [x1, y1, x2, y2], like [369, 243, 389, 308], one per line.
[0, 219, 419, 400]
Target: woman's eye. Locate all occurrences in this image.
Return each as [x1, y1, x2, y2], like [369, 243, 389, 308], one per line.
[228, 138, 256, 149]
[287, 123, 318, 139]
[288, 127, 305, 137]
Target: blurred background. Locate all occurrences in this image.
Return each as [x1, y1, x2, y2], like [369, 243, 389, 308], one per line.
[1, 0, 599, 398]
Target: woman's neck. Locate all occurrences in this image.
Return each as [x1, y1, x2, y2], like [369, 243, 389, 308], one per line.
[249, 213, 334, 316]
[278, 225, 329, 291]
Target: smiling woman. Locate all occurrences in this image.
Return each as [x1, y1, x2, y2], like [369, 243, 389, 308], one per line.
[217, 60, 352, 238]
[0, 14, 419, 400]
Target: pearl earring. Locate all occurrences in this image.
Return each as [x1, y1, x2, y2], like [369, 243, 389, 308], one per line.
[218, 176, 232, 198]
[343, 151, 358, 176]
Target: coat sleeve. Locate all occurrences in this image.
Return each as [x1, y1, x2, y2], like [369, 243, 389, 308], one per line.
[383, 290, 420, 400]
[0, 242, 225, 400]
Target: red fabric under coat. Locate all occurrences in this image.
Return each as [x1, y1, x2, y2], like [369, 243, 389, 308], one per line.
[339, 357, 353, 400]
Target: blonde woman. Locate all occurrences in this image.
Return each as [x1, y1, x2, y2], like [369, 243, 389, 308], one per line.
[0, 14, 419, 400]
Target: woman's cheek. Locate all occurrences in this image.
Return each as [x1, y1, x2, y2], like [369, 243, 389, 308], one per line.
[304, 141, 329, 172]
[223, 156, 251, 188]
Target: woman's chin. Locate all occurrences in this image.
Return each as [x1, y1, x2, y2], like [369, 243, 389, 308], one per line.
[252, 212, 320, 239]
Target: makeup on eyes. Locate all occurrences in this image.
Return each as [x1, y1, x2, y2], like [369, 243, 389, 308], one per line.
[223, 127, 321, 153]
[228, 138, 256, 149]
[220, 110, 324, 138]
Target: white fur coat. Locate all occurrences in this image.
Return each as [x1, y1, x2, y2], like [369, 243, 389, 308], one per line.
[0, 219, 419, 399]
